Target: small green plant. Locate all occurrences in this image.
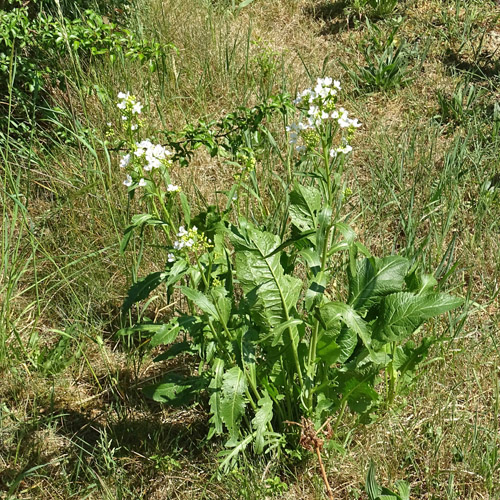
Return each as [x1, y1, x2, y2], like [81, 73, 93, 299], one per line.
[436, 81, 486, 125]
[117, 79, 463, 473]
[365, 460, 410, 500]
[342, 21, 419, 92]
[345, 0, 400, 20]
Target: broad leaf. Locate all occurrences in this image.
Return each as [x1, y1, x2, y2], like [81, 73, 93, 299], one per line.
[336, 325, 358, 363]
[232, 225, 302, 328]
[153, 340, 192, 362]
[150, 319, 181, 347]
[252, 391, 273, 453]
[373, 292, 463, 344]
[342, 377, 379, 414]
[299, 248, 321, 275]
[122, 271, 166, 313]
[208, 358, 225, 438]
[179, 286, 218, 319]
[319, 302, 372, 350]
[348, 256, 409, 312]
[143, 372, 207, 406]
[289, 183, 321, 231]
[316, 331, 341, 364]
[405, 270, 437, 295]
[221, 366, 248, 441]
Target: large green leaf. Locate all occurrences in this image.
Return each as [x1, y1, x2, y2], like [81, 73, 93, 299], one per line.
[340, 375, 379, 414]
[316, 331, 341, 365]
[373, 291, 463, 344]
[319, 302, 372, 350]
[179, 286, 218, 319]
[348, 256, 409, 312]
[336, 325, 358, 363]
[122, 271, 166, 313]
[221, 366, 248, 441]
[252, 391, 273, 453]
[143, 372, 207, 406]
[289, 183, 321, 231]
[122, 260, 188, 313]
[208, 358, 225, 438]
[232, 225, 302, 328]
[150, 319, 181, 347]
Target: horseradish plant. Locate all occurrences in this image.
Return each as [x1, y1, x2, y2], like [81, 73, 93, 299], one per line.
[117, 81, 462, 470]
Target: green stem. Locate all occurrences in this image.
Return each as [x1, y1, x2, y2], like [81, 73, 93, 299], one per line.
[332, 398, 348, 436]
[194, 252, 234, 343]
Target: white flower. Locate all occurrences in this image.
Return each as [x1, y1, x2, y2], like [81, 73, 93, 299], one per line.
[167, 253, 175, 263]
[117, 101, 126, 110]
[123, 174, 133, 187]
[331, 144, 353, 157]
[338, 112, 351, 128]
[177, 226, 188, 237]
[333, 80, 341, 90]
[132, 102, 143, 114]
[350, 118, 362, 128]
[131, 124, 138, 131]
[296, 145, 306, 153]
[151, 144, 168, 158]
[173, 240, 183, 250]
[122, 115, 128, 121]
[288, 132, 298, 144]
[137, 139, 153, 149]
[119, 153, 131, 168]
[145, 157, 161, 170]
[167, 184, 180, 192]
[185, 238, 194, 248]
[338, 144, 352, 154]
[318, 77, 332, 86]
[331, 110, 339, 119]
[308, 105, 319, 117]
[138, 178, 147, 187]
[118, 91, 129, 99]
[107, 122, 112, 127]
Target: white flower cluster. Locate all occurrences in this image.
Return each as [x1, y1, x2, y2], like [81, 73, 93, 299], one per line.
[117, 92, 142, 130]
[293, 77, 341, 107]
[119, 137, 175, 189]
[287, 78, 361, 156]
[134, 140, 172, 171]
[173, 225, 197, 250]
